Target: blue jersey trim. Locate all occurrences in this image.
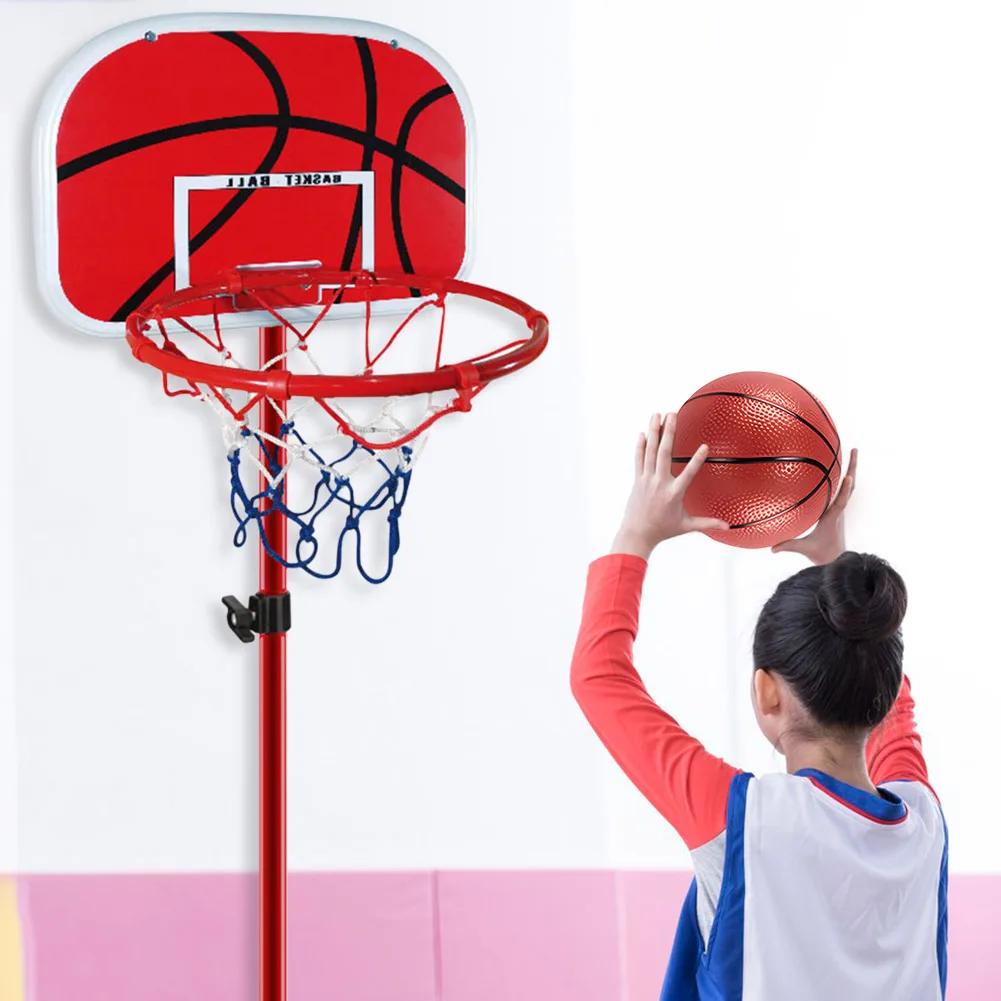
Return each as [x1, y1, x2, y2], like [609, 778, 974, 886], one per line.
[659, 771, 753, 1000]
[935, 803, 949, 997]
[659, 879, 702, 1001]
[700, 771, 751, 998]
[879, 778, 949, 997]
[796, 767, 908, 823]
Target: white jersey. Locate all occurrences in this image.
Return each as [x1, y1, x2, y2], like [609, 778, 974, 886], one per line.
[661, 770, 948, 1001]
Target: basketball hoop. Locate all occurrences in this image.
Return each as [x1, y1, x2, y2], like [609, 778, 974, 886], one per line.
[39, 15, 547, 1000]
[126, 265, 548, 582]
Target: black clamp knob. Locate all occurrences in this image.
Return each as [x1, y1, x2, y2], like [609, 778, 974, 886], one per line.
[221, 592, 291, 643]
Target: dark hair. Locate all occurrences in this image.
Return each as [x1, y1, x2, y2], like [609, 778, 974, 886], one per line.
[752, 552, 907, 732]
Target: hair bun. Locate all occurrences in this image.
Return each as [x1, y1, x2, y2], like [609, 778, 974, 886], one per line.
[816, 552, 907, 642]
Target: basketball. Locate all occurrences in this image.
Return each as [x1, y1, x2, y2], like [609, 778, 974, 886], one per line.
[672, 372, 842, 550]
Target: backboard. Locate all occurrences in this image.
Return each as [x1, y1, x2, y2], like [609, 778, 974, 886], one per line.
[34, 14, 473, 337]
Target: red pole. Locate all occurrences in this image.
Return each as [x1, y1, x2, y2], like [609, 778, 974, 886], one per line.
[259, 325, 287, 1001]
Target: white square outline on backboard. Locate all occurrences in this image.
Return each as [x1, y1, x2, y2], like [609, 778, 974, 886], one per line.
[33, 13, 476, 338]
[174, 171, 377, 288]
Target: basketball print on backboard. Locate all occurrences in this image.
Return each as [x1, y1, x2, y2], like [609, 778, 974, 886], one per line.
[34, 14, 473, 336]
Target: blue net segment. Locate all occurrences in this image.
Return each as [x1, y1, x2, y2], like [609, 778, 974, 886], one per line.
[228, 420, 414, 584]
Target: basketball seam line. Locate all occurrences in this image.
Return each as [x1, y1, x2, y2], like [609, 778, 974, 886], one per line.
[671, 455, 829, 471]
[681, 391, 839, 462]
[671, 454, 839, 530]
[787, 376, 843, 513]
[788, 376, 844, 480]
[706, 474, 834, 531]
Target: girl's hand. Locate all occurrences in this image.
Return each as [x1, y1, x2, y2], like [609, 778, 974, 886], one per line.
[771, 448, 858, 565]
[611, 413, 729, 560]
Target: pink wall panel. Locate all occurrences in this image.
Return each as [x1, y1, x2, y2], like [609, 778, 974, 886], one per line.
[288, 872, 438, 1001]
[617, 871, 694, 1000]
[437, 871, 622, 1001]
[19, 872, 438, 1001]
[20, 873, 257, 1001]
[11, 871, 1001, 1000]
[942, 875, 1001, 1001]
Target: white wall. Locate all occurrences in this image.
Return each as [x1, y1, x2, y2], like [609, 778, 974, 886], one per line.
[5, 0, 604, 872]
[0, 96, 16, 868]
[576, 0, 1001, 871]
[5, 0, 998, 879]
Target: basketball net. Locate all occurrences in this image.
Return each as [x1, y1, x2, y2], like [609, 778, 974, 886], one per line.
[129, 268, 546, 582]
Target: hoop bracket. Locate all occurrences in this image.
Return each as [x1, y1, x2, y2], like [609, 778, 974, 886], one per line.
[222, 592, 292, 643]
[454, 361, 480, 411]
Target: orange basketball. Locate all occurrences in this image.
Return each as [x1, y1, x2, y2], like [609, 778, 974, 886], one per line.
[672, 372, 842, 549]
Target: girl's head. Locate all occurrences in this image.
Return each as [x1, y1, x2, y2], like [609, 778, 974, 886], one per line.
[751, 551, 907, 751]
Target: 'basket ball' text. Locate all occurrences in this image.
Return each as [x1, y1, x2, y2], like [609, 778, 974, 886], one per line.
[224, 173, 346, 189]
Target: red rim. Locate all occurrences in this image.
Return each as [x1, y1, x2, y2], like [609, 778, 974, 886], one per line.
[125, 267, 548, 400]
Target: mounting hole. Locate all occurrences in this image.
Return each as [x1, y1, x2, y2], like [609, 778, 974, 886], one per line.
[144, 30, 158, 43]
[389, 39, 400, 49]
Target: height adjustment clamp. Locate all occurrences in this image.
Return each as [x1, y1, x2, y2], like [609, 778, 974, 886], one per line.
[221, 592, 292, 643]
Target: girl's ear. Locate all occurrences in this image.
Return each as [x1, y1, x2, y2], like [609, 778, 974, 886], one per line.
[752, 668, 787, 754]
[753, 668, 782, 718]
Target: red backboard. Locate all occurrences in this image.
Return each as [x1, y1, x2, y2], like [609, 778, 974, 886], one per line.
[34, 14, 472, 336]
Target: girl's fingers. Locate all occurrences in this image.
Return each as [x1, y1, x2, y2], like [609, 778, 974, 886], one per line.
[685, 516, 730, 533]
[831, 449, 857, 506]
[635, 433, 647, 477]
[831, 475, 853, 512]
[672, 442, 711, 493]
[644, 413, 662, 473]
[657, 412, 678, 473]
[844, 448, 858, 486]
[771, 539, 803, 554]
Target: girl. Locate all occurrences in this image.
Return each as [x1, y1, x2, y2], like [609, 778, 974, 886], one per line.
[571, 413, 947, 1001]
